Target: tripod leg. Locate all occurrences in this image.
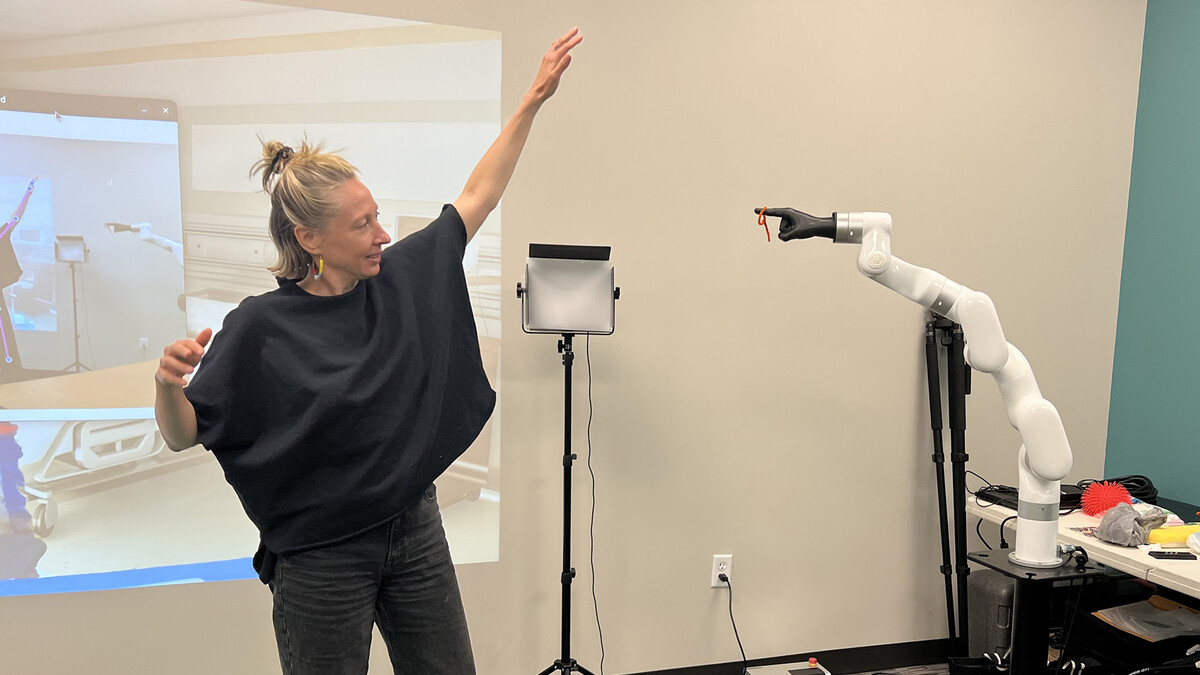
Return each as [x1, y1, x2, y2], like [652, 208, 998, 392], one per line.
[925, 319, 958, 652]
[947, 325, 971, 653]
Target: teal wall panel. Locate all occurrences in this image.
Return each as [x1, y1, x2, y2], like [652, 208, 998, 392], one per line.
[1106, 0, 1200, 504]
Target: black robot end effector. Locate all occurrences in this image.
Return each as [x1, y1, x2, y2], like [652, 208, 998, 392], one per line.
[755, 207, 836, 241]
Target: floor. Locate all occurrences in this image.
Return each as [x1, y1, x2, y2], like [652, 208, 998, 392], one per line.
[844, 665, 950, 675]
[749, 662, 949, 675]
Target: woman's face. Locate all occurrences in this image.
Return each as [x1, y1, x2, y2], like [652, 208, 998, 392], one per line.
[314, 178, 391, 283]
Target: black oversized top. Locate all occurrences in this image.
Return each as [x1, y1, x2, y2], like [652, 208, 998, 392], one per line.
[184, 205, 496, 582]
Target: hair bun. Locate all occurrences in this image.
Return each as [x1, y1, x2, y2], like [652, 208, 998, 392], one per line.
[269, 145, 294, 175]
[261, 140, 284, 161]
[254, 140, 298, 192]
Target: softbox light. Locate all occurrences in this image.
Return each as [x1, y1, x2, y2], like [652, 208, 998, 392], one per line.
[518, 243, 616, 335]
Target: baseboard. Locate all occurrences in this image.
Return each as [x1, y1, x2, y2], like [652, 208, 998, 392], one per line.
[624, 638, 949, 675]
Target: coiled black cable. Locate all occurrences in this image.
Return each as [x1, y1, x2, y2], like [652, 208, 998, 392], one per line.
[1077, 475, 1158, 504]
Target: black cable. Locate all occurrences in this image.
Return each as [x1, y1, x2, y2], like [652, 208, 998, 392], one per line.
[965, 469, 995, 494]
[586, 334, 606, 674]
[975, 484, 1020, 510]
[999, 515, 1017, 549]
[1054, 579, 1086, 674]
[975, 518, 993, 550]
[720, 573, 748, 675]
[1077, 475, 1159, 504]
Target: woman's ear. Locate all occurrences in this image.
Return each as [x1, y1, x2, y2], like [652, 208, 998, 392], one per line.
[293, 225, 320, 255]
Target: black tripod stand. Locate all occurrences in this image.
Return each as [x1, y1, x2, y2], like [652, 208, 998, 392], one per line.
[923, 314, 970, 657]
[536, 333, 596, 675]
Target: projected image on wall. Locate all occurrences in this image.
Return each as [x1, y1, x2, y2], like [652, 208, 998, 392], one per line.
[0, 98, 185, 385]
[0, 4, 502, 595]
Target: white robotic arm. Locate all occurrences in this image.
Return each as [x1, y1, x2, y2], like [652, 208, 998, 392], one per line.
[766, 207, 1072, 567]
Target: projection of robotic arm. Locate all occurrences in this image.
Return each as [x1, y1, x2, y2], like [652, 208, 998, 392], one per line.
[761, 207, 1072, 568]
[104, 222, 184, 266]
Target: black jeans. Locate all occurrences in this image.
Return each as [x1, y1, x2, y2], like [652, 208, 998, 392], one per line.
[269, 485, 475, 674]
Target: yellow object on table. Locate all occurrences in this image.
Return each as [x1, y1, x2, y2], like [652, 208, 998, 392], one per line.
[1148, 524, 1200, 545]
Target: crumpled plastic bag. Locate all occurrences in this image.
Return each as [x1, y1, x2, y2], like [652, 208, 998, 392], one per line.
[1189, 532, 1200, 555]
[1096, 502, 1168, 547]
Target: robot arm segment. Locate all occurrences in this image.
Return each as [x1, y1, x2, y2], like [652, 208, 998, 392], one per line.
[870, 257, 961, 313]
[814, 211, 1009, 374]
[994, 344, 1072, 480]
[955, 292, 1008, 373]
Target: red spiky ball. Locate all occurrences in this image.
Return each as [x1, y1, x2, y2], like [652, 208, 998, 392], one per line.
[1081, 481, 1133, 516]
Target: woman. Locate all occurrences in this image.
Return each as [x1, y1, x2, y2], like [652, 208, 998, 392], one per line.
[154, 28, 583, 674]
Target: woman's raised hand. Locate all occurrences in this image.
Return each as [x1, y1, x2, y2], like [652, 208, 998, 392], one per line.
[155, 327, 212, 388]
[527, 27, 583, 104]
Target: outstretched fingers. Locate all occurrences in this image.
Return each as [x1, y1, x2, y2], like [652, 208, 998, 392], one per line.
[553, 27, 583, 54]
[531, 28, 583, 101]
[547, 30, 582, 74]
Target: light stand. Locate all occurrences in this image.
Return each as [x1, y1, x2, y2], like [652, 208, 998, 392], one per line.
[517, 243, 617, 675]
[536, 332, 594, 675]
[54, 235, 90, 373]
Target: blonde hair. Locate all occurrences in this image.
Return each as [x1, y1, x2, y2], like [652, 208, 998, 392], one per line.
[251, 138, 358, 280]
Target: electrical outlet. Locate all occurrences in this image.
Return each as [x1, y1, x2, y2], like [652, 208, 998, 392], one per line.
[710, 554, 732, 588]
[138, 337, 149, 350]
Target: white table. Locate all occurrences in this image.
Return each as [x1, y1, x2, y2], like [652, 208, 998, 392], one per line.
[965, 497, 1200, 600]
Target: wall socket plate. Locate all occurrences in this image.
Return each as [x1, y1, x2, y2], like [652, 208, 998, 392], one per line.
[710, 554, 732, 588]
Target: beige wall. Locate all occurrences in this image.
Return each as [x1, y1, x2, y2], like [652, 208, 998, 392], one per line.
[0, 1, 1145, 673]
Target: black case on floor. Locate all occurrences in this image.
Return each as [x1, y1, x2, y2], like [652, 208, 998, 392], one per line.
[967, 568, 1015, 657]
